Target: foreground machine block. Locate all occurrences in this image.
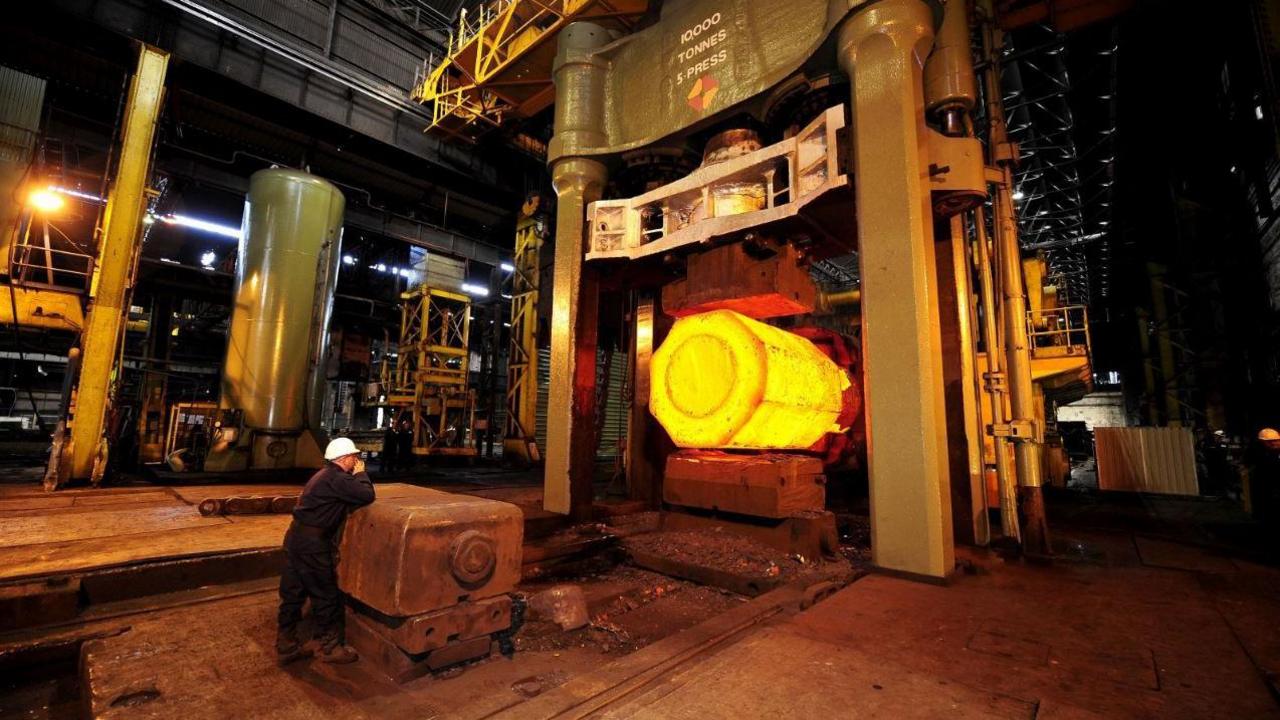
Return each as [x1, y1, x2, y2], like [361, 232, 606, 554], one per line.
[339, 490, 522, 615]
[664, 451, 826, 519]
[338, 491, 524, 681]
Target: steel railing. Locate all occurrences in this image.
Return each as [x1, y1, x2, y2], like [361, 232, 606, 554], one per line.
[1026, 304, 1091, 356]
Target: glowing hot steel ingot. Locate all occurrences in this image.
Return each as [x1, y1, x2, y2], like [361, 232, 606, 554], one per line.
[650, 309, 850, 449]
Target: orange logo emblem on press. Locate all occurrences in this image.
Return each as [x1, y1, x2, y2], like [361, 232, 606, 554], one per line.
[686, 74, 720, 112]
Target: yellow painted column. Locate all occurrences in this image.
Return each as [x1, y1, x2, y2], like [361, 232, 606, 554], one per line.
[544, 23, 609, 518]
[974, 207, 1020, 540]
[951, 216, 991, 545]
[68, 44, 168, 484]
[838, 0, 954, 579]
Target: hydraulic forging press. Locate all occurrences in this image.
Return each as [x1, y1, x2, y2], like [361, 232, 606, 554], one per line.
[542, 0, 1050, 579]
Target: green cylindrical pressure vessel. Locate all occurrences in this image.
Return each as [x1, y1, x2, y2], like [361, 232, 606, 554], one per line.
[220, 168, 344, 431]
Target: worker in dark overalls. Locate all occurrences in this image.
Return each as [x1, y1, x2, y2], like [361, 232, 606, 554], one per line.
[276, 437, 375, 664]
[396, 418, 415, 471]
[381, 417, 399, 472]
[1249, 428, 1280, 537]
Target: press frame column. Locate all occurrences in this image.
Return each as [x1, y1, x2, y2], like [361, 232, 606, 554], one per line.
[838, 0, 954, 579]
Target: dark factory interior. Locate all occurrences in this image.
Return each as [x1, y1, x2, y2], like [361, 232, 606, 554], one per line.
[1, 1, 1280, 718]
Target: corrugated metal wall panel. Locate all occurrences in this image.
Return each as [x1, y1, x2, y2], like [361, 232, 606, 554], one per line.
[533, 347, 628, 461]
[220, 0, 427, 88]
[0, 65, 45, 163]
[429, 255, 466, 291]
[332, 13, 422, 87]
[535, 346, 549, 454]
[1095, 426, 1198, 495]
[225, 0, 330, 49]
[597, 350, 628, 460]
[408, 248, 466, 291]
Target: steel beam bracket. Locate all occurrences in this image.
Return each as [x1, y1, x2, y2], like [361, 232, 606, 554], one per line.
[993, 140, 1020, 167]
[991, 419, 1035, 440]
[982, 370, 1007, 393]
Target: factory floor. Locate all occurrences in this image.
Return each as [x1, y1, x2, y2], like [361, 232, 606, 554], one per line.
[1, 464, 1278, 719]
[529, 533, 1280, 719]
[7, 527, 1277, 719]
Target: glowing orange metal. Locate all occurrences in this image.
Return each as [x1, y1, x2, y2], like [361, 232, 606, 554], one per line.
[650, 309, 850, 449]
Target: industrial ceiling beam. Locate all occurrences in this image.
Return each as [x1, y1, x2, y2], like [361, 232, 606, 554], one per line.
[997, 0, 1134, 32]
[990, 19, 1118, 305]
[157, 157, 509, 266]
[158, 0, 427, 118]
[51, 0, 501, 185]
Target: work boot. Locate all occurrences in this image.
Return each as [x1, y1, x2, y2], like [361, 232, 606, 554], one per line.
[276, 629, 312, 666]
[318, 643, 359, 664]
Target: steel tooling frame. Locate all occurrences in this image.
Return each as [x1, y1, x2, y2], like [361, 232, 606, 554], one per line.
[390, 285, 479, 456]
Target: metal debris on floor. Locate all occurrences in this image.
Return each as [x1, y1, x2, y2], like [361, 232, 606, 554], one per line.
[624, 528, 837, 581]
[514, 567, 747, 656]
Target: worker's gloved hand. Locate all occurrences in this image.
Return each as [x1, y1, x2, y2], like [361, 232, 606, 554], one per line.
[353, 458, 366, 475]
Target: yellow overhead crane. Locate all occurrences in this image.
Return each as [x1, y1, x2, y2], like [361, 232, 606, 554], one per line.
[412, 0, 649, 141]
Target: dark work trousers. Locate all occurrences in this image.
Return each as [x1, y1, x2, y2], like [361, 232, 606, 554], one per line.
[382, 430, 399, 471]
[397, 431, 413, 469]
[277, 524, 343, 646]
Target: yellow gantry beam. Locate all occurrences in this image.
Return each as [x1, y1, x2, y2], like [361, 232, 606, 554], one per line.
[67, 44, 168, 484]
[0, 286, 84, 332]
[413, 0, 648, 140]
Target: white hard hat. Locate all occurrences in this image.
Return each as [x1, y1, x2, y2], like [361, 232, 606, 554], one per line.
[324, 437, 360, 461]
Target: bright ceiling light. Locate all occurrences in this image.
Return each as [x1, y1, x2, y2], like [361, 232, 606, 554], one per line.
[51, 186, 104, 203]
[342, 255, 356, 265]
[500, 262, 515, 272]
[156, 213, 242, 240]
[28, 189, 65, 213]
[200, 251, 216, 268]
[1012, 190, 1025, 201]
[461, 282, 490, 297]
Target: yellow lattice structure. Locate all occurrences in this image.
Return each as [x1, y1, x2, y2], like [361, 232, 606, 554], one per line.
[503, 208, 544, 463]
[412, 0, 649, 141]
[390, 286, 478, 456]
